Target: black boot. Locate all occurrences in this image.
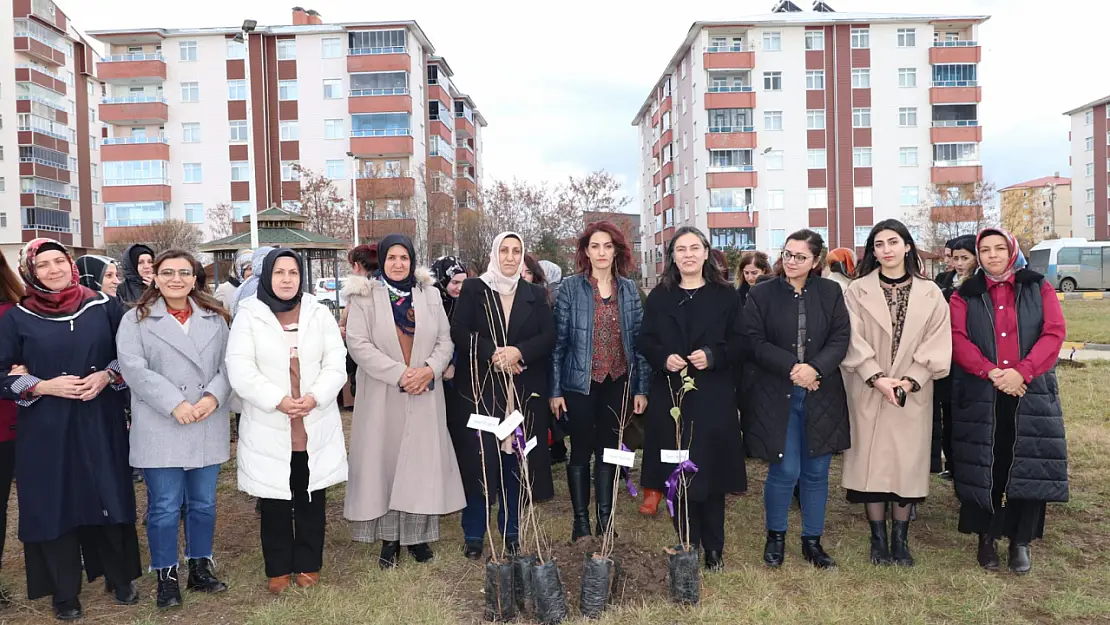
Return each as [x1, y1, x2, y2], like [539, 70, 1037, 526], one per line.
[763, 530, 786, 567]
[704, 550, 723, 572]
[407, 543, 434, 563]
[594, 463, 617, 538]
[869, 520, 893, 565]
[155, 566, 182, 609]
[567, 465, 592, 541]
[187, 558, 228, 593]
[379, 540, 401, 569]
[112, 579, 139, 605]
[1008, 541, 1032, 575]
[463, 539, 483, 560]
[53, 598, 82, 621]
[977, 534, 1000, 571]
[801, 535, 836, 569]
[890, 520, 914, 567]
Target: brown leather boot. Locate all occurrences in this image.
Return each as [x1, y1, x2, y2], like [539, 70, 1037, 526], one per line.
[639, 488, 663, 516]
[267, 575, 291, 594]
[294, 572, 319, 588]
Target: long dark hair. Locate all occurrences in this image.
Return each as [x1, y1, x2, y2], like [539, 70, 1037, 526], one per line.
[660, 226, 730, 289]
[735, 251, 772, 288]
[523, 254, 547, 288]
[575, 220, 633, 277]
[775, 229, 826, 279]
[854, 219, 927, 279]
[135, 250, 231, 323]
[0, 253, 25, 304]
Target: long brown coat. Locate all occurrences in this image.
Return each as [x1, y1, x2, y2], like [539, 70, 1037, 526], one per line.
[840, 272, 952, 499]
[342, 272, 466, 521]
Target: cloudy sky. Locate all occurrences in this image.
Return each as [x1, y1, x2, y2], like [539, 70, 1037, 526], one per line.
[67, 0, 1105, 204]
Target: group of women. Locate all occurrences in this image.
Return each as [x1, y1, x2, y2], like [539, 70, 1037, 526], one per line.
[0, 215, 1069, 619]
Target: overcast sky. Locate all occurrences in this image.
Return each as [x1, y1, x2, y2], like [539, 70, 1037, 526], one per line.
[67, 0, 1105, 204]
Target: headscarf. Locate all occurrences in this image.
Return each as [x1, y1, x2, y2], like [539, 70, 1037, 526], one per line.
[431, 255, 467, 318]
[76, 254, 116, 292]
[976, 227, 1021, 283]
[480, 232, 525, 297]
[538, 260, 562, 285]
[18, 238, 99, 318]
[232, 245, 274, 316]
[257, 248, 303, 314]
[376, 234, 418, 336]
[826, 247, 857, 278]
[228, 248, 253, 288]
[117, 243, 154, 303]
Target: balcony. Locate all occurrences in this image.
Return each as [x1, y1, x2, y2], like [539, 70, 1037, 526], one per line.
[14, 65, 66, 95]
[930, 82, 981, 104]
[355, 173, 415, 199]
[103, 180, 172, 204]
[100, 96, 168, 125]
[931, 165, 983, 185]
[102, 136, 170, 161]
[706, 129, 757, 150]
[705, 90, 756, 110]
[347, 48, 410, 74]
[930, 120, 982, 143]
[707, 171, 758, 189]
[929, 40, 981, 64]
[455, 112, 475, 138]
[349, 129, 414, 157]
[456, 144, 474, 165]
[97, 54, 167, 85]
[707, 210, 758, 229]
[703, 44, 755, 70]
[13, 20, 67, 66]
[348, 89, 412, 115]
[18, 161, 70, 184]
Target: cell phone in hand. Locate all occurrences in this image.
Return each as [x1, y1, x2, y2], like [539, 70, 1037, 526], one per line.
[894, 386, 907, 408]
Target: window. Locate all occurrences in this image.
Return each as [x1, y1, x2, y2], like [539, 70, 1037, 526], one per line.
[179, 41, 197, 62]
[0, 178, 4, 193]
[932, 64, 978, 86]
[854, 187, 873, 207]
[680, 58, 687, 80]
[682, 96, 687, 115]
[763, 31, 781, 51]
[91, 163, 98, 177]
[709, 149, 753, 170]
[92, 190, 99, 203]
[933, 143, 979, 164]
[663, 176, 673, 196]
[710, 227, 756, 250]
[180, 82, 199, 103]
[709, 188, 753, 211]
[278, 80, 298, 101]
[351, 112, 411, 136]
[229, 120, 248, 142]
[185, 203, 203, 224]
[1086, 188, 1095, 202]
[1089, 214, 1097, 227]
[852, 108, 871, 128]
[763, 71, 782, 91]
[231, 161, 249, 181]
[183, 163, 202, 183]
[764, 110, 783, 130]
[853, 147, 872, 167]
[281, 161, 300, 182]
[348, 29, 406, 53]
[322, 37, 342, 58]
[103, 160, 169, 186]
[899, 107, 918, 127]
[1085, 110, 1094, 125]
[683, 167, 689, 185]
[1085, 136, 1094, 151]
[323, 79, 342, 99]
[181, 122, 201, 143]
[350, 71, 408, 95]
[897, 28, 916, 48]
[807, 149, 827, 169]
[854, 226, 871, 246]
[807, 109, 825, 130]
[326, 159, 345, 179]
[226, 39, 246, 60]
[231, 202, 251, 220]
[898, 67, 917, 88]
[765, 150, 784, 170]
[899, 186, 921, 206]
[1086, 162, 1095, 177]
[324, 119, 344, 140]
[767, 189, 785, 210]
[279, 121, 300, 141]
[851, 28, 870, 49]
[807, 188, 827, 209]
[851, 68, 870, 89]
[94, 222, 102, 236]
[277, 39, 296, 60]
[805, 31, 824, 51]
[899, 147, 919, 166]
[806, 70, 824, 90]
[770, 229, 786, 248]
[227, 79, 247, 101]
[682, 132, 688, 150]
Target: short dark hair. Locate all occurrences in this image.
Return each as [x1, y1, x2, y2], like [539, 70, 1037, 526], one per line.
[775, 229, 826, 278]
[950, 234, 977, 256]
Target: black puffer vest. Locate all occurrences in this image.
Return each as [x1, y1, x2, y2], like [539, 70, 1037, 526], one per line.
[950, 269, 1069, 512]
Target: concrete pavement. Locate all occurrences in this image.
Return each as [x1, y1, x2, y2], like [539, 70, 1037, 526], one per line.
[1058, 347, 1110, 362]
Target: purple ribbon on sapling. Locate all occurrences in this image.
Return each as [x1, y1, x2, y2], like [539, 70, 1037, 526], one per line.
[620, 443, 638, 497]
[664, 459, 699, 517]
[512, 426, 526, 456]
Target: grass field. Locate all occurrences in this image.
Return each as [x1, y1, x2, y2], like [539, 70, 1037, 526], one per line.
[1, 363, 1108, 624]
[1061, 299, 1110, 344]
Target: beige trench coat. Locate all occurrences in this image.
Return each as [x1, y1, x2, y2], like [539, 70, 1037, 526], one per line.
[840, 272, 952, 499]
[342, 272, 465, 521]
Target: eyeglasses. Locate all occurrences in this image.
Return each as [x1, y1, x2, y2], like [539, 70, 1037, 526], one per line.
[158, 269, 195, 279]
[781, 251, 812, 264]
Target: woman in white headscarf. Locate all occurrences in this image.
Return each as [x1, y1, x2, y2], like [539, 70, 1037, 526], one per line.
[215, 249, 254, 310]
[448, 232, 556, 559]
[231, 246, 274, 318]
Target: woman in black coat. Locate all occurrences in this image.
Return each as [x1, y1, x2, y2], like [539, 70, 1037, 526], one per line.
[637, 227, 745, 572]
[0, 239, 141, 620]
[743, 229, 850, 570]
[449, 232, 556, 560]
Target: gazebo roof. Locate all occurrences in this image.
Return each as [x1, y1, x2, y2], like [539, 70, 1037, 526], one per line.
[199, 206, 349, 254]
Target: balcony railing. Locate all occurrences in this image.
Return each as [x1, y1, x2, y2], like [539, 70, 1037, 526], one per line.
[932, 120, 979, 127]
[349, 46, 406, 56]
[104, 177, 170, 186]
[708, 165, 755, 173]
[708, 204, 754, 213]
[102, 95, 168, 104]
[350, 128, 411, 138]
[349, 87, 409, 97]
[933, 159, 981, 168]
[708, 85, 754, 93]
[101, 53, 165, 63]
[15, 64, 63, 82]
[356, 169, 410, 179]
[932, 80, 978, 88]
[19, 183, 69, 199]
[102, 136, 169, 145]
[13, 19, 68, 54]
[708, 125, 755, 133]
[456, 171, 475, 182]
[706, 43, 755, 53]
[19, 155, 69, 170]
[932, 40, 978, 47]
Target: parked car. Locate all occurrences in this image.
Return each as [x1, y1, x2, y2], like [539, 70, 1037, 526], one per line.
[314, 277, 347, 309]
[1029, 238, 1110, 292]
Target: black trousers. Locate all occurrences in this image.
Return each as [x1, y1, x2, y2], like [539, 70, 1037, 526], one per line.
[259, 451, 327, 578]
[25, 524, 142, 605]
[671, 493, 726, 553]
[0, 440, 14, 570]
[562, 375, 628, 467]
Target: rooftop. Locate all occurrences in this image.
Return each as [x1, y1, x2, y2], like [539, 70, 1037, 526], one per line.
[1000, 176, 1072, 192]
[1063, 94, 1110, 117]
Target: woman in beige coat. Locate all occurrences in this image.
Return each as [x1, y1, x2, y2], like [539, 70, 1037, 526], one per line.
[841, 220, 951, 568]
[342, 234, 465, 569]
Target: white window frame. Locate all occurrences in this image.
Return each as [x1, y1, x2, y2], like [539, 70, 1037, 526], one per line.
[324, 118, 344, 140]
[854, 226, 871, 247]
[805, 70, 825, 90]
[179, 41, 197, 62]
[278, 80, 298, 101]
[764, 110, 783, 131]
[183, 163, 202, 184]
[807, 188, 827, 209]
[898, 67, 917, 88]
[279, 121, 300, 141]
[851, 68, 870, 89]
[1085, 188, 1095, 202]
[853, 147, 872, 167]
[322, 37, 342, 59]
[900, 185, 920, 206]
[897, 28, 916, 48]
[765, 150, 784, 170]
[1086, 136, 1094, 151]
[807, 109, 825, 130]
[182, 122, 201, 143]
[854, 186, 873, 207]
[899, 147, 919, 167]
[230, 161, 249, 182]
[763, 71, 782, 91]
[323, 79, 342, 100]
[762, 31, 782, 51]
[851, 28, 870, 49]
[184, 203, 204, 224]
[767, 189, 785, 210]
[326, 159, 346, 180]
[227, 79, 246, 101]
[1085, 110, 1094, 126]
[1086, 162, 1095, 177]
[770, 229, 786, 249]
[807, 149, 827, 169]
[277, 39, 297, 61]
[281, 161, 301, 182]
[805, 31, 824, 51]
[226, 39, 246, 60]
[852, 108, 871, 128]
[229, 120, 249, 142]
[899, 107, 918, 128]
[180, 82, 199, 103]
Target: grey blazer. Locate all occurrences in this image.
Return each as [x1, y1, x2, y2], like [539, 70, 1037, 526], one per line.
[116, 298, 232, 469]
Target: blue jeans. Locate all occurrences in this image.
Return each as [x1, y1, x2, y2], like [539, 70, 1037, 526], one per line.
[764, 387, 833, 537]
[460, 460, 520, 542]
[143, 464, 221, 570]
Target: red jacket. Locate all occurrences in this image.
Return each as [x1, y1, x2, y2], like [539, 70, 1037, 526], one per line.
[0, 303, 16, 442]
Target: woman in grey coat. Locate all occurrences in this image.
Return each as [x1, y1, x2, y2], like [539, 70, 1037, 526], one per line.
[116, 249, 233, 610]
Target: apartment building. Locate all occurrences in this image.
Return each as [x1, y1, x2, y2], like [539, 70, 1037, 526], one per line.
[1, 0, 106, 267]
[1064, 96, 1110, 241]
[632, 1, 988, 285]
[999, 175, 1072, 243]
[87, 7, 486, 260]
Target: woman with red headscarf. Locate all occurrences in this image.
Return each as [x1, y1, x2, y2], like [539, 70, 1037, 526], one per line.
[0, 239, 141, 620]
[949, 228, 1068, 576]
[825, 248, 856, 292]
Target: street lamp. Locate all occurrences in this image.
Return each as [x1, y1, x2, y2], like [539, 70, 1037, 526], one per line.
[347, 151, 359, 246]
[234, 19, 259, 248]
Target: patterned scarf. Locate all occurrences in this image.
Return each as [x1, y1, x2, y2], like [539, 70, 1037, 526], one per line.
[377, 234, 417, 336]
[976, 228, 1020, 283]
[19, 238, 98, 318]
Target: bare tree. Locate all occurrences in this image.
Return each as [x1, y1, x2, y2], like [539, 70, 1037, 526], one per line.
[206, 202, 233, 241]
[354, 162, 417, 246]
[1000, 188, 1049, 254]
[425, 165, 457, 261]
[908, 182, 998, 253]
[295, 164, 353, 242]
[105, 219, 203, 259]
[557, 170, 633, 214]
